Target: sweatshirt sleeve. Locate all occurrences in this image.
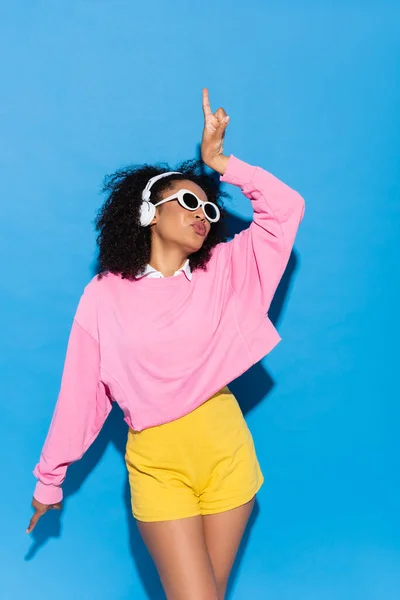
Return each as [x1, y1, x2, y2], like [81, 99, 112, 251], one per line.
[219, 155, 305, 312]
[33, 283, 113, 505]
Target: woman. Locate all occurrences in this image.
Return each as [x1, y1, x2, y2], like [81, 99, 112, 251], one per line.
[27, 89, 305, 600]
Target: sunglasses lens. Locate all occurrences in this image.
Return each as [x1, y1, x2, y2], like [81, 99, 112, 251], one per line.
[180, 192, 219, 222]
[182, 193, 199, 210]
[204, 203, 219, 222]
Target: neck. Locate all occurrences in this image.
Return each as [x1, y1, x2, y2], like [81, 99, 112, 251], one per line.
[149, 239, 188, 277]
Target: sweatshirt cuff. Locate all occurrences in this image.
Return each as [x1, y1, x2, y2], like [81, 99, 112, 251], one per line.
[220, 155, 258, 186]
[34, 480, 63, 505]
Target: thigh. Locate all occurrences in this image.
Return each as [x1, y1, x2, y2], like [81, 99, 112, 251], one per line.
[137, 516, 219, 600]
[203, 498, 255, 599]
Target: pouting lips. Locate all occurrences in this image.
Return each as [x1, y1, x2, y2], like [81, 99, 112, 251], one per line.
[191, 222, 207, 237]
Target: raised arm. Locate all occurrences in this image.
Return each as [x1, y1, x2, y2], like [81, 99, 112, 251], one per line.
[219, 155, 305, 312]
[201, 88, 305, 313]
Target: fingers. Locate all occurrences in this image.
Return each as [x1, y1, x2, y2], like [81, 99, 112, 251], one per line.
[202, 89, 229, 130]
[216, 114, 230, 135]
[26, 509, 42, 534]
[26, 497, 62, 533]
[202, 88, 212, 118]
[215, 107, 228, 121]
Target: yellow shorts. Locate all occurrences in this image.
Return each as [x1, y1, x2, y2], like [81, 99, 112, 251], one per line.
[125, 386, 264, 522]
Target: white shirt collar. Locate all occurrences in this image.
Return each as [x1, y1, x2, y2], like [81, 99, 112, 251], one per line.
[136, 259, 192, 281]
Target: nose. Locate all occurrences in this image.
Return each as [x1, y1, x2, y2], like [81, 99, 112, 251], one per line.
[194, 207, 206, 221]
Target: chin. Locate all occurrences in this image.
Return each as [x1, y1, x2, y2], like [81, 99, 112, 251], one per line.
[186, 243, 204, 255]
[182, 233, 206, 254]
[182, 239, 204, 255]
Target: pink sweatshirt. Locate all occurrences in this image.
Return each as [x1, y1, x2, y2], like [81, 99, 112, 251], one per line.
[33, 155, 305, 505]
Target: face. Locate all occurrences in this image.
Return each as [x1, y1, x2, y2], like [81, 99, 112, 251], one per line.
[150, 180, 212, 254]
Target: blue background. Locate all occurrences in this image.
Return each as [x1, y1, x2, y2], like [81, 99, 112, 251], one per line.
[1, 1, 399, 598]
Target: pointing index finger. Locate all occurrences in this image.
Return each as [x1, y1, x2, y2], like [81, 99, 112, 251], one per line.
[202, 88, 212, 118]
[26, 512, 40, 534]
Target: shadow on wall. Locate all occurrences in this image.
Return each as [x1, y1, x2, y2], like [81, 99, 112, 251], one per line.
[25, 157, 299, 599]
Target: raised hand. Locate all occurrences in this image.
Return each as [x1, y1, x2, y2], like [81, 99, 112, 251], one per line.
[26, 497, 62, 534]
[201, 88, 230, 175]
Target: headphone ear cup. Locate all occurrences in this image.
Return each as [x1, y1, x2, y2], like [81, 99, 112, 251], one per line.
[139, 201, 156, 227]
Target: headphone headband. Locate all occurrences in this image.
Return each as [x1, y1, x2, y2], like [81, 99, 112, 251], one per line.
[140, 171, 182, 227]
[141, 171, 182, 203]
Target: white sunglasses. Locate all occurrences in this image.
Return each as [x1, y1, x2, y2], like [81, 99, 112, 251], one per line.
[154, 189, 220, 223]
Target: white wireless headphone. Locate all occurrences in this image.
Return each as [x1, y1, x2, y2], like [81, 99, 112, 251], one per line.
[139, 171, 182, 227]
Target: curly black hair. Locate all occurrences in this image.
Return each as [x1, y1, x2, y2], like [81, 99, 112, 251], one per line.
[94, 159, 229, 280]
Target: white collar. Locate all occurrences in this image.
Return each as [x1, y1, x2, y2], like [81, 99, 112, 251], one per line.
[136, 259, 192, 281]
